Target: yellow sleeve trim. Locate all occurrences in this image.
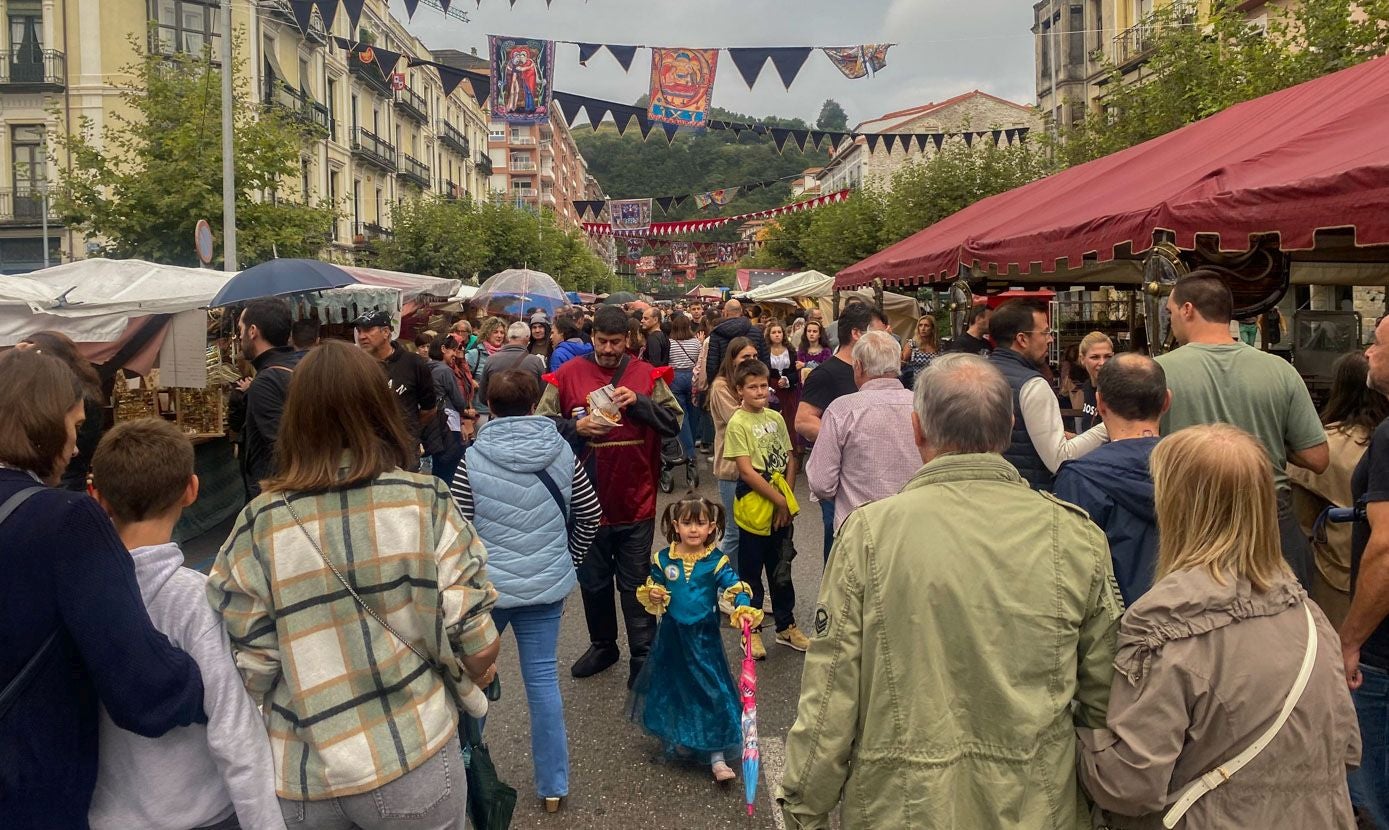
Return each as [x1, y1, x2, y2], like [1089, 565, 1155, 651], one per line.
[636, 578, 669, 617]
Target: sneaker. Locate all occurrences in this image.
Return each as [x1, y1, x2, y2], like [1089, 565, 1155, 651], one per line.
[776, 624, 811, 652]
[749, 630, 767, 661]
[712, 760, 736, 783]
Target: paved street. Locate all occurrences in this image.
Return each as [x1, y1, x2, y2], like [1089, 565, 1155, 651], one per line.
[185, 464, 829, 829]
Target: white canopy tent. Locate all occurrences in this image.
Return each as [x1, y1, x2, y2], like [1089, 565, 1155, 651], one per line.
[736, 269, 922, 341]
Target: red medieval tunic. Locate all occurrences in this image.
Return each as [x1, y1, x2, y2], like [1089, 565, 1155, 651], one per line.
[544, 355, 677, 526]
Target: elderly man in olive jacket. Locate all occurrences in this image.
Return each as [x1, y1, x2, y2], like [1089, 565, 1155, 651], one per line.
[777, 353, 1123, 830]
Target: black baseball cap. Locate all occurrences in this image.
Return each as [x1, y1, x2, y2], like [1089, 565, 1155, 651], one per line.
[354, 310, 392, 329]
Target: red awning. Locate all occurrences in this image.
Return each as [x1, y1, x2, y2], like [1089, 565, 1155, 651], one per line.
[836, 55, 1389, 289]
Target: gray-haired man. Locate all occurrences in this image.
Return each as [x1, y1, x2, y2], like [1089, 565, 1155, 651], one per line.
[779, 353, 1121, 829]
[478, 321, 547, 404]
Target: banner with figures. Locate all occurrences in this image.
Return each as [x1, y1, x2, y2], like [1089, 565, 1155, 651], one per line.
[611, 198, 654, 232]
[648, 48, 719, 126]
[821, 44, 892, 79]
[694, 187, 741, 211]
[671, 242, 691, 265]
[490, 35, 555, 124]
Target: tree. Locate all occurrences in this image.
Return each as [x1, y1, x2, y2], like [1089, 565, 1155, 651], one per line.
[816, 99, 850, 132]
[373, 197, 488, 281]
[881, 139, 1049, 242]
[54, 33, 336, 267]
[1052, 0, 1389, 166]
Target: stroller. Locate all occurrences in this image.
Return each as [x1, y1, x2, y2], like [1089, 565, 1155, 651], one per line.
[659, 435, 700, 493]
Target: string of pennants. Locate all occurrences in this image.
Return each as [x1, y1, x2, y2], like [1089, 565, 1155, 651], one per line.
[617, 240, 757, 265]
[572, 175, 799, 220]
[582, 189, 851, 237]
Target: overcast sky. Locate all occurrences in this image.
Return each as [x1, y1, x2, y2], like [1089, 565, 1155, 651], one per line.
[398, 0, 1037, 127]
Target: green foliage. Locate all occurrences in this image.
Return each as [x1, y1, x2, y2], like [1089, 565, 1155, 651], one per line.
[1051, 0, 1389, 165]
[816, 99, 850, 132]
[54, 33, 336, 267]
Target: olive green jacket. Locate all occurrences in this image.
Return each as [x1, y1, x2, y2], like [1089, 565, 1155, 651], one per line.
[777, 453, 1123, 829]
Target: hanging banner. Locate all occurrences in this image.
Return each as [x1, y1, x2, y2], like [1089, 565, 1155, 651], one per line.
[821, 44, 892, 80]
[490, 35, 555, 124]
[648, 48, 719, 126]
[625, 239, 646, 260]
[671, 242, 691, 265]
[693, 187, 740, 210]
[584, 190, 850, 237]
[611, 198, 653, 232]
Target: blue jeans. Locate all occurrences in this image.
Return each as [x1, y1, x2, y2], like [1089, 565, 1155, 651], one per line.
[1351, 662, 1389, 825]
[717, 478, 741, 573]
[819, 497, 835, 563]
[490, 601, 568, 798]
[279, 741, 466, 829]
[671, 368, 700, 460]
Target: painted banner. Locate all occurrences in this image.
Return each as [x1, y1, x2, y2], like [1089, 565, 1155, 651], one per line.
[694, 187, 741, 210]
[648, 48, 719, 126]
[490, 35, 555, 124]
[671, 242, 691, 265]
[625, 239, 646, 260]
[821, 44, 892, 80]
[611, 198, 653, 232]
[583, 189, 851, 237]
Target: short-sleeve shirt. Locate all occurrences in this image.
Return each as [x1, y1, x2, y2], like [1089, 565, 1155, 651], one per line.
[1351, 417, 1389, 669]
[800, 355, 857, 414]
[724, 407, 792, 477]
[382, 343, 437, 443]
[1154, 342, 1325, 495]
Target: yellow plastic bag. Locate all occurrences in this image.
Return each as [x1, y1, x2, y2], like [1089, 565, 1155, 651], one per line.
[733, 471, 800, 536]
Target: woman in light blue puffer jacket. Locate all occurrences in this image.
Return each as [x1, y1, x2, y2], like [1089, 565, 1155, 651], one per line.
[449, 368, 600, 813]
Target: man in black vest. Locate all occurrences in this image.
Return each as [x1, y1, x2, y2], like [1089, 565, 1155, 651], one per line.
[987, 300, 1107, 490]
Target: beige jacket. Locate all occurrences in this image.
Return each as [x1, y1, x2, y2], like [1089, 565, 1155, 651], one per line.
[1078, 567, 1359, 829]
[1289, 423, 1370, 594]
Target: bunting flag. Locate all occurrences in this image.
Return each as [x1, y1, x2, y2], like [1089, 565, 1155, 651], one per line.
[403, 0, 420, 18]
[312, 0, 338, 31]
[654, 196, 676, 214]
[821, 44, 892, 79]
[648, 48, 719, 126]
[339, 0, 366, 31]
[693, 187, 740, 210]
[371, 47, 403, 78]
[288, 0, 315, 34]
[584, 189, 850, 237]
[490, 35, 555, 124]
[607, 44, 639, 72]
[611, 198, 653, 232]
[435, 64, 472, 99]
[726, 48, 812, 89]
[577, 43, 603, 65]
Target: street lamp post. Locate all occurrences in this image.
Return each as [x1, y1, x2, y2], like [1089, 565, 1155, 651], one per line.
[221, 0, 237, 271]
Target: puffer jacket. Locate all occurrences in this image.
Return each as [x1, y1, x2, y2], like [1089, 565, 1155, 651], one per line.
[550, 337, 593, 372]
[464, 416, 577, 608]
[1078, 567, 1360, 829]
[704, 315, 768, 382]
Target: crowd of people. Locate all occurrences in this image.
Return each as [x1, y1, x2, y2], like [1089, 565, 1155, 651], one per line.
[6, 270, 1389, 829]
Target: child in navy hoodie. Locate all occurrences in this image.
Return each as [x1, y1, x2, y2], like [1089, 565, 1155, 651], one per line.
[88, 419, 283, 830]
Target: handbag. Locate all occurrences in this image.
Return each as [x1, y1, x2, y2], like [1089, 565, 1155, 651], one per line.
[281, 494, 486, 718]
[1160, 603, 1319, 828]
[733, 471, 799, 536]
[461, 713, 517, 830]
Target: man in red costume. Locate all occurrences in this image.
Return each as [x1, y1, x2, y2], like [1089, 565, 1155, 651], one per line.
[538, 305, 683, 686]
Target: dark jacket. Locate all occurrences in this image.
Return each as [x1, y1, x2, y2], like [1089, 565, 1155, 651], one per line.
[0, 470, 206, 828]
[704, 315, 769, 381]
[236, 345, 301, 498]
[1054, 437, 1161, 605]
[990, 348, 1053, 491]
[422, 358, 468, 456]
[479, 344, 547, 405]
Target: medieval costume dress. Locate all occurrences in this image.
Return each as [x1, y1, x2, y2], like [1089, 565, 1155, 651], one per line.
[628, 545, 753, 759]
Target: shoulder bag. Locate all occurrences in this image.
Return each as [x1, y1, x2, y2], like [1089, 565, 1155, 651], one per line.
[0, 487, 58, 722]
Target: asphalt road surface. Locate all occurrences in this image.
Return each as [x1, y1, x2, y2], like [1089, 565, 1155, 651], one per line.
[184, 462, 831, 829]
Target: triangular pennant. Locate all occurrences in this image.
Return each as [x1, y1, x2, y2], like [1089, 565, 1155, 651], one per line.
[636, 113, 655, 139]
[770, 127, 791, 153]
[467, 75, 490, 109]
[313, 0, 338, 31]
[437, 65, 471, 99]
[1003, 128, 1016, 145]
[791, 129, 810, 153]
[402, 0, 420, 18]
[372, 47, 402, 78]
[882, 134, 899, 154]
[613, 110, 637, 136]
[991, 129, 1003, 146]
[932, 133, 945, 150]
[662, 122, 679, 144]
[577, 43, 603, 66]
[727, 48, 772, 89]
[729, 124, 744, 137]
[913, 134, 928, 153]
[1016, 127, 1030, 143]
[654, 197, 675, 214]
[439, 0, 451, 10]
[767, 48, 812, 89]
[606, 45, 638, 72]
[744, 181, 762, 193]
[288, 0, 315, 34]
[585, 99, 611, 130]
[809, 130, 828, 150]
[671, 195, 688, 209]
[339, 0, 366, 31]
[865, 133, 881, 152]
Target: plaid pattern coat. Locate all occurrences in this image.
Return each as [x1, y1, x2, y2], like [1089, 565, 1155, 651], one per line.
[207, 469, 499, 800]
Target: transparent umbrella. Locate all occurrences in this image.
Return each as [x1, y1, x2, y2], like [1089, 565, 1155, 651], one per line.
[470, 268, 571, 319]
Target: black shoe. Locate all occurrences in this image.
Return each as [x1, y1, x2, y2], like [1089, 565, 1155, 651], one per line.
[626, 657, 646, 690]
[571, 643, 619, 678]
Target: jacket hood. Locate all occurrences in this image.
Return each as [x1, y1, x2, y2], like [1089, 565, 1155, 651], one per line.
[712, 316, 752, 338]
[472, 415, 566, 473]
[1064, 437, 1159, 522]
[127, 542, 187, 605]
[1115, 566, 1304, 683]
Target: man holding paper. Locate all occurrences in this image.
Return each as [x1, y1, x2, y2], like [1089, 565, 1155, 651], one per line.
[537, 305, 684, 687]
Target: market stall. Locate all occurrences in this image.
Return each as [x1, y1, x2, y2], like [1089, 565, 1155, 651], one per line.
[737, 269, 922, 341]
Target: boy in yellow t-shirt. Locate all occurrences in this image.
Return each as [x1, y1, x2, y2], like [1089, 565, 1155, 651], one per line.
[724, 359, 809, 658]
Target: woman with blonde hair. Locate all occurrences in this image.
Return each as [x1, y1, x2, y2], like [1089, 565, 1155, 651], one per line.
[209, 340, 501, 828]
[1078, 424, 1359, 828]
[1073, 331, 1114, 429]
[465, 316, 507, 426]
[899, 314, 940, 389]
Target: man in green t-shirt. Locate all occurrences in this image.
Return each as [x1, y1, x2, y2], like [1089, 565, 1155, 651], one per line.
[1156, 272, 1328, 586]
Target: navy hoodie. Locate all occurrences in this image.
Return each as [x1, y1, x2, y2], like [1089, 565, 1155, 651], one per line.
[1054, 437, 1161, 606]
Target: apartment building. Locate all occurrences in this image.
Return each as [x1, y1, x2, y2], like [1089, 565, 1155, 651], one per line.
[0, 0, 493, 273]
[486, 110, 600, 231]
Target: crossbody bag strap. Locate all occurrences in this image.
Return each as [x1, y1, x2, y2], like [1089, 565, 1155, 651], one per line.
[280, 494, 441, 673]
[533, 468, 572, 530]
[0, 486, 58, 720]
[1162, 603, 1319, 828]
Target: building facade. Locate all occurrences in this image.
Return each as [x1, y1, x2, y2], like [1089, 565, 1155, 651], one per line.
[485, 110, 600, 231]
[0, 0, 496, 273]
[817, 92, 1039, 195]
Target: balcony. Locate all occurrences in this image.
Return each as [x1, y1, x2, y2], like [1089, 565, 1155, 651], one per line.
[350, 127, 397, 172]
[477, 152, 493, 177]
[540, 190, 556, 206]
[438, 121, 469, 156]
[399, 153, 430, 189]
[443, 179, 464, 201]
[348, 56, 393, 97]
[509, 135, 537, 145]
[1113, 3, 1195, 69]
[0, 50, 65, 91]
[513, 187, 537, 198]
[265, 83, 330, 137]
[0, 187, 60, 226]
[540, 163, 555, 180]
[352, 221, 392, 246]
[508, 159, 537, 172]
[394, 85, 428, 124]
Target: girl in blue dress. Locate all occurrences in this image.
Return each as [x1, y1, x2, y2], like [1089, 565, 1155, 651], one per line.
[630, 493, 763, 782]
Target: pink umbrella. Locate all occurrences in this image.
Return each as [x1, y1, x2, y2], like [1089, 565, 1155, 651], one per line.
[740, 619, 760, 815]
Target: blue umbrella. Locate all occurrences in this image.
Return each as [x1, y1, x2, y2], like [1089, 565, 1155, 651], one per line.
[209, 259, 359, 307]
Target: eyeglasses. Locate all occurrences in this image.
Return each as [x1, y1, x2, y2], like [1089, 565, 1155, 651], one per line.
[1024, 328, 1055, 337]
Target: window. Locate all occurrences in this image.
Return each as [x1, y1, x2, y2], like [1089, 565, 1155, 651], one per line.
[9, 0, 42, 66]
[301, 158, 311, 199]
[352, 179, 361, 230]
[299, 57, 311, 97]
[351, 94, 359, 131]
[374, 187, 382, 223]
[1068, 6, 1084, 70]
[329, 171, 340, 239]
[327, 77, 338, 140]
[150, 0, 220, 56]
[1090, 0, 1104, 53]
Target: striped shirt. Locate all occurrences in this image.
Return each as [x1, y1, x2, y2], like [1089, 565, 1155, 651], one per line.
[450, 455, 602, 567]
[207, 469, 499, 801]
[669, 337, 702, 371]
